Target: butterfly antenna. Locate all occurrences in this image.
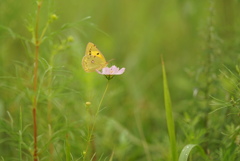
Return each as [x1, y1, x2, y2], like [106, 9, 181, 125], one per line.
[107, 59, 115, 63]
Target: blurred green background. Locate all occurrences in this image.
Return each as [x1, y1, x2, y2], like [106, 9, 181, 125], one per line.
[1, 0, 240, 160]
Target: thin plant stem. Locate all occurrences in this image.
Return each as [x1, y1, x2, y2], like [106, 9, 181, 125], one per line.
[83, 80, 110, 161]
[47, 54, 54, 160]
[47, 54, 55, 123]
[33, 1, 42, 161]
[19, 106, 23, 161]
[134, 112, 152, 161]
[39, 21, 49, 42]
[96, 80, 110, 116]
[203, 0, 215, 154]
[65, 134, 71, 161]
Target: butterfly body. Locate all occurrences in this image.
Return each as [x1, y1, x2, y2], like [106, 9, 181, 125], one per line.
[82, 42, 108, 72]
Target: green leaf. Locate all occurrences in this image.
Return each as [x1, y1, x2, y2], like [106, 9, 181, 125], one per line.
[161, 58, 178, 161]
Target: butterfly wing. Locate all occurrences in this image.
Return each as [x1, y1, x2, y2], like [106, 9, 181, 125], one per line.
[82, 55, 108, 72]
[82, 42, 108, 72]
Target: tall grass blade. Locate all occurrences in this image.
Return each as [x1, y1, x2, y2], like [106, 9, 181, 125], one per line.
[161, 58, 178, 161]
[108, 150, 114, 161]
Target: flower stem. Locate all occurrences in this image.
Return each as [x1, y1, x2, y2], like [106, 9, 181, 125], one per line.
[96, 80, 110, 117]
[83, 80, 110, 161]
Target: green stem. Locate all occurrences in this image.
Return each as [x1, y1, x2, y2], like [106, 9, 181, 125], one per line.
[83, 80, 110, 161]
[47, 54, 54, 160]
[203, 0, 215, 154]
[19, 106, 23, 161]
[95, 80, 110, 117]
[135, 112, 152, 161]
[39, 21, 50, 43]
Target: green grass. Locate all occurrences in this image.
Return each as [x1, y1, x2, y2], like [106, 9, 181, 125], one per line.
[162, 58, 177, 161]
[1, 0, 240, 160]
[178, 144, 207, 161]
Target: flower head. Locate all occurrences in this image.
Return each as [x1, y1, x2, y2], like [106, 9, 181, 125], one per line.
[97, 65, 125, 80]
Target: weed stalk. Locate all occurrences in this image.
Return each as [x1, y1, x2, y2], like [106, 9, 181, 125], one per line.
[32, 1, 42, 160]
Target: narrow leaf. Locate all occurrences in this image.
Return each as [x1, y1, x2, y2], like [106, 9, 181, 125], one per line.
[161, 58, 178, 161]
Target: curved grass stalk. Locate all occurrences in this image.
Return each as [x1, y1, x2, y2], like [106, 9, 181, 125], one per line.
[178, 144, 208, 161]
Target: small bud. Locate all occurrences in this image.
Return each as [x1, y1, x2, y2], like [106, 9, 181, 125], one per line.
[51, 14, 58, 21]
[37, 1, 42, 7]
[48, 14, 58, 23]
[85, 102, 91, 106]
[82, 151, 86, 156]
[67, 36, 74, 42]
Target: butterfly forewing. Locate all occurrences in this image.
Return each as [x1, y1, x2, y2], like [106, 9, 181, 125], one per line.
[86, 42, 106, 59]
[82, 42, 108, 72]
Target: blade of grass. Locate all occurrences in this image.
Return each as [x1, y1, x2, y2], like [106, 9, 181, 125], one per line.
[108, 150, 114, 161]
[6, 111, 13, 130]
[161, 58, 178, 161]
[178, 144, 208, 161]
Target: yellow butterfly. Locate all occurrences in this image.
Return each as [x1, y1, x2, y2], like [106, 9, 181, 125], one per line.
[82, 42, 108, 72]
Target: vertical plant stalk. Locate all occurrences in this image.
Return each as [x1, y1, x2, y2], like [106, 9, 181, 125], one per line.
[19, 106, 23, 161]
[161, 58, 178, 161]
[135, 112, 152, 161]
[33, 1, 42, 161]
[202, 0, 215, 154]
[47, 54, 55, 160]
[65, 134, 71, 161]
[47, 55, 54, 123]
[83, 81, 110, 161]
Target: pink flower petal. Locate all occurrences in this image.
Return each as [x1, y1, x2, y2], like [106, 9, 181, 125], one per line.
[102, 67, 109, 74]
[116, 68, 125, 74]
[111, 65, 118, 71]
[97, 65, 125, 75]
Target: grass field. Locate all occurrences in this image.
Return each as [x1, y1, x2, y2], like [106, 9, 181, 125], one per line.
[1, 0, 240, 160]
